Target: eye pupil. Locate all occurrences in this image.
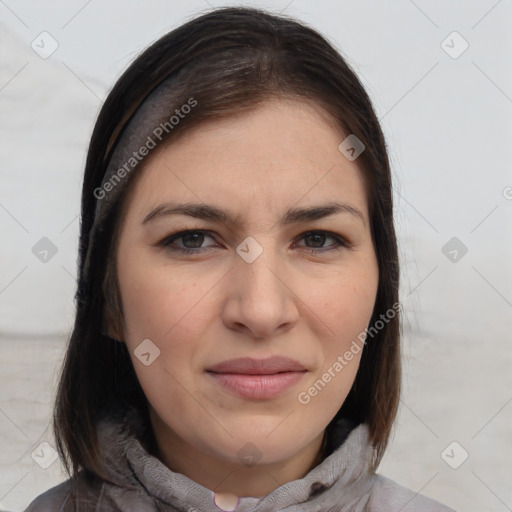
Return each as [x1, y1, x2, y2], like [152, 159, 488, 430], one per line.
[305, 232, 326, 248]
[163, 229, 345, 255]
[182, 232, 204, 248]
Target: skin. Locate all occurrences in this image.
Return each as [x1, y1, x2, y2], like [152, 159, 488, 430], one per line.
[110, 98, 379, 498]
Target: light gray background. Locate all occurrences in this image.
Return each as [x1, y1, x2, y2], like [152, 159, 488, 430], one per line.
[1, 1, 511, 510]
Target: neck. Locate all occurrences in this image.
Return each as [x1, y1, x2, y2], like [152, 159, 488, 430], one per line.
[148, 408, 326, 498]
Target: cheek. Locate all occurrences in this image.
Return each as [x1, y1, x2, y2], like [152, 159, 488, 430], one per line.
[294, 258, 378, 411]
[117, 260, 216, 417]
[117, 256, 220, 358]
[300, 259, 378, 342]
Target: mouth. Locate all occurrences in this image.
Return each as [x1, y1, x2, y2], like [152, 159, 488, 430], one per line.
[207, 372, 306, 400]
[206, 355, 306, 374]
[205, 356, 308, 400]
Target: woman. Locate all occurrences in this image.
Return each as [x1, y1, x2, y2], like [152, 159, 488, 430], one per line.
[25, 6, 455, 511]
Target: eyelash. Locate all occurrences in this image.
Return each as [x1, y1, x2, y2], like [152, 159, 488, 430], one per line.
[159, 229, 352, 255]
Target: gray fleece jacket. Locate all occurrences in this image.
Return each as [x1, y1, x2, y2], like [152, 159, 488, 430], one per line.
[25, 405, 455, 512]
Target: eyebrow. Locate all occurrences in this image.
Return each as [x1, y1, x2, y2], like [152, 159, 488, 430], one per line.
[142, 200, 366, 227]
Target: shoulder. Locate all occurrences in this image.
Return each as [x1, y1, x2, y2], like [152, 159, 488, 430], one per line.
[24, 478, 74, 512]
[367, 474, 456, 512]
[23, 472, 106, 512]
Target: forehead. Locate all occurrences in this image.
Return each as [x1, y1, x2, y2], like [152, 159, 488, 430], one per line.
[121, 99, 370, 226]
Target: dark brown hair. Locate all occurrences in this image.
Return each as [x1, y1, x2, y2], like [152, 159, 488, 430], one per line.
[54, 6, 400, 484]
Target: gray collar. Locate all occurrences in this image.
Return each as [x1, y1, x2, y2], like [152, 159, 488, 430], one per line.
[96, 405, 376, 511]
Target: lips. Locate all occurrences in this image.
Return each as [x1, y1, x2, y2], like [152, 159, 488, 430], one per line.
[206, 356, 307, 400]
[206, 356, 306, 375]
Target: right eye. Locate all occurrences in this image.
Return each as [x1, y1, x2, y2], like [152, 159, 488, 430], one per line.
[160, 230, 220, 254]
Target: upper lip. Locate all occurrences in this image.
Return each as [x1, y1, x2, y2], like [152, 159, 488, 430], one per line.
[206, 356, 306, 375]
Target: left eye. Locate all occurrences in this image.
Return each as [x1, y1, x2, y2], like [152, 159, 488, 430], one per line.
[161, 230, 349, 254]
[294, 231, 349, 252]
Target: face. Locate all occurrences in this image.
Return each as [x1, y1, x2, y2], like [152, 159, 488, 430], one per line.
[112, 98, 379, 468]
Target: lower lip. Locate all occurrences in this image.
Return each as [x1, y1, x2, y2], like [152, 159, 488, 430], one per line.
[207, 371, 306, 400]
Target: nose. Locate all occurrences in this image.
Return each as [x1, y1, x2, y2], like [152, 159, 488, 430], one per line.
[222, 242, 300, 339]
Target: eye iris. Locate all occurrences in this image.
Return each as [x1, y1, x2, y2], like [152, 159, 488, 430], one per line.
[167, 230, 339, 252]
[305, 232, 326, 248]
[182, 232, 204, 248]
